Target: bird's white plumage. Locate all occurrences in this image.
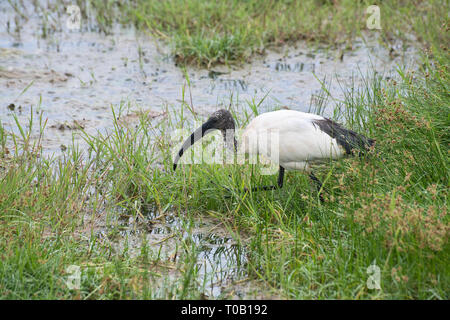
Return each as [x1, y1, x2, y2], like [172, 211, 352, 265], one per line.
[239, 110, 345, 171]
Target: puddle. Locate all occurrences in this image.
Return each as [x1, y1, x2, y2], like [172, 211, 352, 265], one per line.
[0, 1, 417, 156]
[85, 206, 250, 299]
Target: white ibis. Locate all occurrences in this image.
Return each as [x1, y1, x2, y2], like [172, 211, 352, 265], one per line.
[173, 109, 374, 198]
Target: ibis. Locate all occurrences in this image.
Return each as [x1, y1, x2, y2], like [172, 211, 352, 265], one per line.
[173, 109, 374, 198]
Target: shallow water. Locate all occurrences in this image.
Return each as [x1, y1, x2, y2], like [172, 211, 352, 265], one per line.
[1, 1, 417, 156]
[88, 207, 249, 298]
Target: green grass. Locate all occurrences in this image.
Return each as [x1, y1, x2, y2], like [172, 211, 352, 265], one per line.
[20, 0, 448, 66]
[78, 0, 447, 67]
[1, 55, 448, 298]
[1, 0, 449, 299]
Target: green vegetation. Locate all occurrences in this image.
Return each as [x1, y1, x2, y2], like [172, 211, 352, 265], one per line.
[1, 0, 448, 299]
[25, 0, 448, 66]
[81, 0, 446, 66]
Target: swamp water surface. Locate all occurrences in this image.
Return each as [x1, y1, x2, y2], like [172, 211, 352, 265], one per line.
[1, 1, 417, 298]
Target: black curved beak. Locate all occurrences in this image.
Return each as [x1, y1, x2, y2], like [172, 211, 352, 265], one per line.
[173, 119, 216, 171]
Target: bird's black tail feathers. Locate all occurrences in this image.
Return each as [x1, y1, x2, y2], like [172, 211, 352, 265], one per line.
[312, 118, 375, 155]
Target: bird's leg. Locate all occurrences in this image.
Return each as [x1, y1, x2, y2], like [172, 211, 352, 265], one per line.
[244, 166, 285, 193]
[277, 166, 285, 188]
[308, 172, 324, 202]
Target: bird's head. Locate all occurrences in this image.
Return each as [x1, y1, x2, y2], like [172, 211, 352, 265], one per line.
[173, 109, 237, 171]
